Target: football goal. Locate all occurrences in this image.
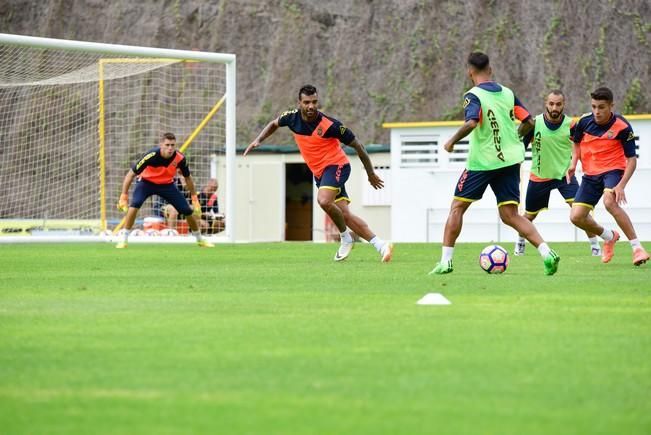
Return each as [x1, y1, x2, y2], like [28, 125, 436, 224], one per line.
[0, 33, 236, 242]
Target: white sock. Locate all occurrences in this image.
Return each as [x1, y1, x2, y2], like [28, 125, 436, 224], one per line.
[630, 238, 642, 249]
[120, 229, 130, 243]
[588, 237, 600, 248]
[517, 236, 525, 244]
[537, 242, 551, 258]
[441, 246, 454, 263]
[369, 236, 385, 252]
[340, 230, 353, 244]
[192, 230, 204, 241]
[600, 229, 614, 241]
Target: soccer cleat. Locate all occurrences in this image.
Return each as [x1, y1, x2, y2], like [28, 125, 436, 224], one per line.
[429, 260, 453, 275]
[380, 242, 394, 263]
[632, 247, 650, 266]
[197, 239, 214, 248]
[115, 241, 128, 249]
[334, 240, 354, 261]
[591, 246, 602, 257]
[514, 239, 525, 256]
[601, 230, 620, 263]
[543, 250, 560, 276]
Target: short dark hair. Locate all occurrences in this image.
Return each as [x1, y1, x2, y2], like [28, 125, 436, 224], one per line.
[468, 52, 490, 71]
[162, 132, 176, 141]
[549, 89, 565, 98]
[590, 87, 613, 103]
[298, 84, 317, 99]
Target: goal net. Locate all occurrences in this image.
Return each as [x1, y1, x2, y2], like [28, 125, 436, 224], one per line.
[0, 34, 236, 242]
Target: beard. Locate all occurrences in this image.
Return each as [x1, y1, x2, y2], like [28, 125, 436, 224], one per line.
[546, 109, 562, 120]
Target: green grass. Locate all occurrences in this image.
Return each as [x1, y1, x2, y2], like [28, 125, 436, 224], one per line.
[1, 242, 650, 434]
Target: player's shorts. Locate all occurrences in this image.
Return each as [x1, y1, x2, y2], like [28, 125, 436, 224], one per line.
[525, 176, 579, 215]
[131, 179, 193, 215]
[453, 163, 520, 206]
[315, 163, 351, 202]
[574, 169, 624, 209]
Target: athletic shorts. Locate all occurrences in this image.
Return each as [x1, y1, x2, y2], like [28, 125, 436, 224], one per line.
[574, 169, 624, 209]
[131, 179, 193, 215]
[525, 176, 579, 215]
[315, 163, 351, 203]
[453, 163, 521, 206]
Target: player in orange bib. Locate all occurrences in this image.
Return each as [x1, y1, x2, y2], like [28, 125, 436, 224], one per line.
[568, 87, 649, 266]
[245, 84, 393, 262]
[115, 132, 213, 248]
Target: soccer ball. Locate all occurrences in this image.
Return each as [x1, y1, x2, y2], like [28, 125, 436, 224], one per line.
[479, 244, 509, 274]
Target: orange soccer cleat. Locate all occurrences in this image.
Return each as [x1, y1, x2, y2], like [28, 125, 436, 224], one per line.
[632, 247, 650, 266]
[601, 230, 620, 263]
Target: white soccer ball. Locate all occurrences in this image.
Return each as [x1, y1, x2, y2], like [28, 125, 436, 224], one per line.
[479, 244, 509, 274]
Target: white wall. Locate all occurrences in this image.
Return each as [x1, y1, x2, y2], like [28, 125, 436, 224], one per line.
[388, 116, 651, 243]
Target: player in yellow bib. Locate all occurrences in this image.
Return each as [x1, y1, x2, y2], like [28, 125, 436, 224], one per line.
[430, 52, 560, 276]
[514, 90, 600, 257]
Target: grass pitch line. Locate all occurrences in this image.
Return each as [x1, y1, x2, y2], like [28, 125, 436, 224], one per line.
[417, 293, 451, 305]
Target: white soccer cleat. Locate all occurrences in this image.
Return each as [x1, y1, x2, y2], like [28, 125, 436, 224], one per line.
[334, 240, 354, 261]
[514, 239, 525, 256]
[380, 242, 394, 263]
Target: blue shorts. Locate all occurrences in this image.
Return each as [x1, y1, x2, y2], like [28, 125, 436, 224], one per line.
[131, 179, 193, 215]
[454, 163, 521, 206]
[574, 169, 623, 209]
[525, 176, 579, 215]
[315, 163, 351, 202]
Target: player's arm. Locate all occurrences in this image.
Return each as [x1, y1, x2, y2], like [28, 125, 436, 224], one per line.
[567, 118, 584, 183]
[444, 93, 479, 152]
[348, 138, 384, 190]
[117, 169, 136, 211]
[613, 126, 638, 205]
[513, 95, 534, 138]
[443, 120, 477, 152]
[244, 118, 280, 155]
[567, 142, 580, 183]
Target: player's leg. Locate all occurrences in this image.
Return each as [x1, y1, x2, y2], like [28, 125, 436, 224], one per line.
[316, 165, 356, 261]
[601, 171, 649, 265]
[570, 173, 619, 263]
[492, 164, 559, 275]
[335, 198, 393, 262]
[160, 183, 213, 247]
[116, 180, 151, 248]
[164, 204, 178, 230]
[515, 179, 549, 256]
[559, 176, 600, 256]
[430, 169, 485, 275]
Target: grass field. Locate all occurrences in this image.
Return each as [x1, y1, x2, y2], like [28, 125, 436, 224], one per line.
[1, 242, 650, 434]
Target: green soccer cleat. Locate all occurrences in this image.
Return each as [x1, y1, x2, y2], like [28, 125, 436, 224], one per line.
[429, 260, 453, 275]
[543, 250, 560, 275]
[197, 239, 215, 248]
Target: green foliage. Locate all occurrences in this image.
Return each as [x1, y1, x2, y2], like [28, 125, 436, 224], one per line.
[621, 78, 645, 114]
[0, 243, 650, 434]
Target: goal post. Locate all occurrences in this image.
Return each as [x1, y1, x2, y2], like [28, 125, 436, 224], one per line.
[0, 33, 236, 242]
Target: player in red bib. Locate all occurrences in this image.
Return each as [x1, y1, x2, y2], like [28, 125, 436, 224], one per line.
[115, 132, 214, 248]
[245, 85, 393, 262]
[568, 87, 649, 266]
